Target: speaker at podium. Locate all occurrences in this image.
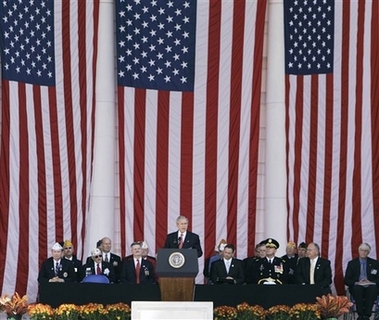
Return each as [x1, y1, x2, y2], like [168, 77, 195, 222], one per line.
[156, 248, 199, 301]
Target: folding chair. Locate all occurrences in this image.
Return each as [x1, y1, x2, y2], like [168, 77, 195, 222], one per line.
[345, 287, 379, 320]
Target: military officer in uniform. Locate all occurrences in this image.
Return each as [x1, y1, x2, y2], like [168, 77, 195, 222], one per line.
[256, 238, 289, 284]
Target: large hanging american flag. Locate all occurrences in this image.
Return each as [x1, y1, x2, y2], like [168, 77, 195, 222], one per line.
[115, 0, 267, 271]
[0, 0, 99, 299]
[284, 0, 379, 293]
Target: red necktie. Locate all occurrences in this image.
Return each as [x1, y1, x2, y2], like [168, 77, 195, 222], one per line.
[136, 259, 140, 284]
[179, 233, 184, 249]
[96, 263, 101, 275]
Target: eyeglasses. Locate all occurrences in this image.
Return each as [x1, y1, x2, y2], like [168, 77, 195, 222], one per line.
[64, 247, 72, 249]
[94, 255, 102, 258]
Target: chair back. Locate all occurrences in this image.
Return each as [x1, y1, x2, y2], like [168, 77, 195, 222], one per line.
[82, 274, 110, 284]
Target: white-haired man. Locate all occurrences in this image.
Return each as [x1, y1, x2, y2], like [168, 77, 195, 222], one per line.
[82, 248, 115, 283]
[38, 242, 75, 283]
[345, 243, 379, 320]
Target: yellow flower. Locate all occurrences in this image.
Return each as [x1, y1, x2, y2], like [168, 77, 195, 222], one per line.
[266, 304, 292, 320]
[55, 303, 80, 320]
[290, 303, 320, 320]
[214, 305, 238, 319]
[27, 303, 54, 320]
[79, 303, 108, 320]
[105, 303, 131, 320]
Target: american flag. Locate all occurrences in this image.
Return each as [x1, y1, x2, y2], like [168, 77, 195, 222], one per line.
[115, 0, 267, 274]
[284, 0, 379, 293]
[0, 0, 99, 299]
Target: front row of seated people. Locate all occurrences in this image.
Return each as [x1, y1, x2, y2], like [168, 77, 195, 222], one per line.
[38, 239, 156, 284]
[38, 237, 379, 319]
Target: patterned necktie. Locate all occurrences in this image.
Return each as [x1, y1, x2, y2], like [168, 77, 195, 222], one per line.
[55, 262, 59, 276]
[96, 263, 101, 275]
[179, 233, 184, 249]
[136, 259, 141, 284]
[105, 254, 109, 262]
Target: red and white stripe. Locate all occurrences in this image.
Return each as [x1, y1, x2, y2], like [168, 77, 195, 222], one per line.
[286, 0, 379, 293]
[117, 0, 266, 279]
[0, 0, 99, 300]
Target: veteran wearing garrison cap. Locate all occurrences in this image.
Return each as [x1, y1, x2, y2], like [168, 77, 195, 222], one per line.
[38, 242, 76, 283]
[62, 240, 83, 282]
[255, 238, 289, 285]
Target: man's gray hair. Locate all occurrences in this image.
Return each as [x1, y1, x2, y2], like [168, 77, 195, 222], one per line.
[359, 242, 371, 253]
[176, 215, 189, 223]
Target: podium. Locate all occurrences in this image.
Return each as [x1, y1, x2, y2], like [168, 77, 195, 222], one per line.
[156, 249, 199, 301]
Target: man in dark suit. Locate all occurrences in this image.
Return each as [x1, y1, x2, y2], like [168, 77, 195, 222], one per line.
[210, 244, 244, 284]
[295, 242, 332, 294]
[164, 215, 203, 257]
[62, 239, 83, 282]
[86, 237, 122, 282]
[82, 248, 115, 283]
[120, 242, 156, 284]
[345, 243, 379, 320]
[38, 242, 76, 283]
[281, 241, 298, 284]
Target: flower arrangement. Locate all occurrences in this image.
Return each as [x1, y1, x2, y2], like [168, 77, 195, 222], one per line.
[55, 303, 80, 320]
[236, 302, 266, 320]
[265, 304, 292, 320]
[290, 303, 320, 320]
[0, 292, 28, 318]
[27, 303, 54, 320]
[315, 294, 352, 319]
[79, 303, 108, 320]
[213, 305, 238, 319]
[105, 303, 131, 320]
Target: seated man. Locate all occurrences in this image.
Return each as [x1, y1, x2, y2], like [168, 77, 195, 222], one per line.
[204, 239, 227, 284]
[38, 242, 75, 283]
[120, 242, 156, 284]
[82, 248, 115, 283]
[295, 242, 332, 294]
[244, 240, 266, 284]
[210, 244, 244, 284]
[62, 239, 83, 282]
[281, 241, 298, 284]
[256, 238, 289, 285]
[345, 243, 379, 320]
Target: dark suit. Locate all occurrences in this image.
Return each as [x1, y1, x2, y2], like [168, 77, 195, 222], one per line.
[344, 257, 379, 318]
[81, 261, 115, 283]
[64, 256, 83, 282]
[295, 257, 332, 294]
[38, 258, 76, 283]
[164, 231, 203, 257]
[210, 258, 244, 284]
[120, 258, 156, 284]
[281, 254, 298, 284]
[86, 252, 122, 283]
[243, 256, 261, 284]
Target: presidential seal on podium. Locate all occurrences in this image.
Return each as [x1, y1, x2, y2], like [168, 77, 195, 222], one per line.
[168, 252, 185, 268]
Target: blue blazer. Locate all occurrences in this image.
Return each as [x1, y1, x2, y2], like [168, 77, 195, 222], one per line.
[120, 258, 156, 284]
[164, 231, 203, 257]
